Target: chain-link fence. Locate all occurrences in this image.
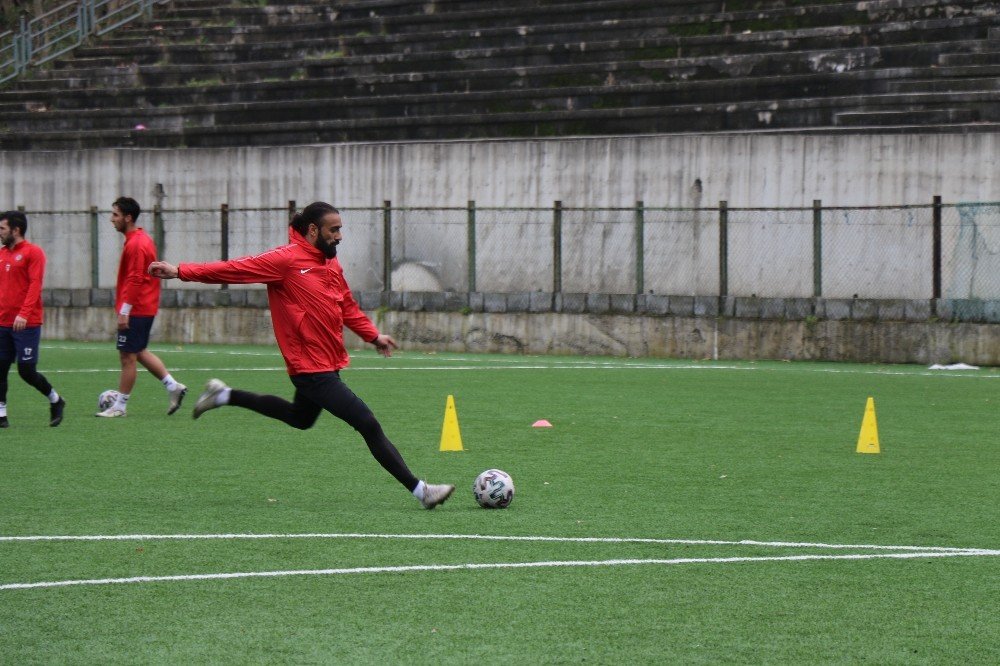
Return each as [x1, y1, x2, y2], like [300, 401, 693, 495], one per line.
[11, 199, 1000, 300]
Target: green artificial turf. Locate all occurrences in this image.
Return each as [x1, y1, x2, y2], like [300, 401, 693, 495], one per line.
[0, 342, 997, 663]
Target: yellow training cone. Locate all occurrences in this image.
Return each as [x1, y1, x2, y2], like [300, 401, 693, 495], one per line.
[439, 395, 464, 451]
[856, 397, 880, 454]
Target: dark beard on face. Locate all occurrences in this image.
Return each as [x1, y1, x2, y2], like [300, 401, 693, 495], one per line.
[315, 235, 337, 259]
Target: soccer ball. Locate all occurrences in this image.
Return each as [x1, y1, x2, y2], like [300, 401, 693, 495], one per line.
[473, 469, 514, 509]
[97, 389, 120, 411]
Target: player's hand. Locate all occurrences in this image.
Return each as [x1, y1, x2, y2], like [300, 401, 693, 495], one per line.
[117, 313, 129, 331]
[12, 315, 26, 332]
[372, 334, 398, 358]
[148, 261, 178, 279]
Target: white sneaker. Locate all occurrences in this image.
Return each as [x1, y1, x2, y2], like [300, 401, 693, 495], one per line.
[95, 407, 127, 418]
[167, 383, 187, 415]
[193, 379, 228, 420]
[420, 483, 455, 510]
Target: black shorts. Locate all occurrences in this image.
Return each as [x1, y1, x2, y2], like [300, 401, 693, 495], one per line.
[0, 326, 42, 364]
[116, 315, 155, 353]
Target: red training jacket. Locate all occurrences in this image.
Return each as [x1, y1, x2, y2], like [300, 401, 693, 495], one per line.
[177, 229, 379, 375]
[0, 240, 46, 327]
[116, 228, 161, 317]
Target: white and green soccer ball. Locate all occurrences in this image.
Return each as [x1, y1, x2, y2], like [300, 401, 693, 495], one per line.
[98, 389, 120, 412]
[473, 469, 514, 509]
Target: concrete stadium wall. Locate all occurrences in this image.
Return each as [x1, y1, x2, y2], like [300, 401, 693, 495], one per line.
[3, 133, 999, 210]
[40, 289, 1000, 366]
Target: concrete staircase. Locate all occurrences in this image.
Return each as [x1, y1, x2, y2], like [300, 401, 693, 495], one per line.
[1, 0, 999, 148]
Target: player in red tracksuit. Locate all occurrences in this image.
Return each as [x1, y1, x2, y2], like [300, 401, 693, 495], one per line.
[97, 197, 187, 418]
[0, 211, 65, 428]
[148, 201, 455, 509]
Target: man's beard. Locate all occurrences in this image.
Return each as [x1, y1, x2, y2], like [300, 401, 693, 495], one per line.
[315, 235, 337, 259]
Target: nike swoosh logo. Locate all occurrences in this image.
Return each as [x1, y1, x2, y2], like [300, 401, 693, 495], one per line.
[300, 268, 312, 274]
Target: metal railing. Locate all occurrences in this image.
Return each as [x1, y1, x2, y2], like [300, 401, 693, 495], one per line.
[0, 0, 166, 84]
[14, 197, 1000, 302]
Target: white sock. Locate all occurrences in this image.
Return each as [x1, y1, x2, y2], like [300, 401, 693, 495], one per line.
[0, 402, 6, 417]
[215, 388, 232, 407]
[412, 480, 426, 501]
[113, 393, 130, 411]
[48, 390, 60, 404]
[162, 374, 179, 392]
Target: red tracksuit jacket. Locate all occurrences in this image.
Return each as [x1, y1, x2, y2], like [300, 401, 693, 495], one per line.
[116, 228, 161, 317]
[0, 240, 46, 327]
[177, 229, 379, 376]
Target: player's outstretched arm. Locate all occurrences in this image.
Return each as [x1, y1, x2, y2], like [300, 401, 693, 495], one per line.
[148, 261, 178, 279]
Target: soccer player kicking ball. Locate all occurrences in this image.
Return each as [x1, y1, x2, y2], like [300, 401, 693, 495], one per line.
[148, 202, 455, 509]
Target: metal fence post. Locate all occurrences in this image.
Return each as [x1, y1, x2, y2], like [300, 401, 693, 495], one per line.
[813, 199, 822, 298]
[932, 195, 942, 301]
[219, 203, 229, 290]
[467, 200, 476, 293]
[553, 200, 562, 293]
[19, 15, 29, 68]
[383, 200, 392, 293]
[634, 200, 644, 294]
[90, 205, 99, 288]
[287, 199, 296, 222]
[718, 200, 728, 299]
[153, 204, 164, 258]
[77, 2, 89, 38]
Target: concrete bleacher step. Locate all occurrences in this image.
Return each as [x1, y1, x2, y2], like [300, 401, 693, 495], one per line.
[888, 70, 1000, 93]
[7, 34, 994, 119]
[0, 70, 924, 133]
[0, 49, 895, 109]
[26, 27, 991, 97]
[2, 87, 998, 149]
[106, 0, 992, 50]
[833, 107, 979, 126]
[30, 12, 995, 94]
[938, 51, 1000, 66]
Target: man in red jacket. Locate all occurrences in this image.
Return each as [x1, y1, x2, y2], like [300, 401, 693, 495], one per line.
[0, 211, 65, 428]
[148, 202, 455, 509]
[96, 197, 187, 418]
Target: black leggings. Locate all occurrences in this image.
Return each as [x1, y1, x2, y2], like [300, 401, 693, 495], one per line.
[229, 372, 419, 491]
[0, 361, 53, 403]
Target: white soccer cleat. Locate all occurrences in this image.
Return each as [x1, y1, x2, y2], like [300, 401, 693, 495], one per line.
[420, 483, 455, 510]
[193, 379, 228, 420]
[95, 407, 127, 418]
[167, 384, 187, 415]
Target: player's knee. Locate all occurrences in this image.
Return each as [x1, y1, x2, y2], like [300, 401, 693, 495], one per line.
[351, 411, 381, 437]
[290, 411, 320, 430]
[16, 363, 37, 382]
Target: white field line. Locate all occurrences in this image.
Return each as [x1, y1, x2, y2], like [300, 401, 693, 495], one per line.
[0, 532, 989, 553]
[43, 365, 750, 374]
[42, 344, 998, 373]
[37, 346, 999, 379]
[44, 367, 287, 374]
[2, 550, 998, 591]
[37, 364, 1000, 377]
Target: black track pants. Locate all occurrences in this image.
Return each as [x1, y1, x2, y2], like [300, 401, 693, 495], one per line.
[229, 371, 419, 491]
[0, 361, 53, 403]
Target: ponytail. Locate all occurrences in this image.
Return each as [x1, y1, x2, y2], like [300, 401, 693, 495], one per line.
[290, 201, 339, 236]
